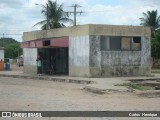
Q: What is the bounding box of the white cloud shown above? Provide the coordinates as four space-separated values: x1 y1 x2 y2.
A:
0 0 160 42
76 0 160 26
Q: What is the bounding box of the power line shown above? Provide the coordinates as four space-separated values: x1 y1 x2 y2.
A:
66 4 83 26
0 34 22 35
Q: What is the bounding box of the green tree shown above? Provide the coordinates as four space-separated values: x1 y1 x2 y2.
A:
140 10 160 36
34 0 73 30
0 38 18 47
0 38 23 59
4 43 23 59
151 30 160 58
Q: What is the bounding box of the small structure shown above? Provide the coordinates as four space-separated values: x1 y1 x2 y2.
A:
0 47 4 61
22 24 151 77
0 47 4 70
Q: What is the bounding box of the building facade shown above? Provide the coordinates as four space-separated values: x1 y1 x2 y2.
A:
22 24 151 77
0 47 4 61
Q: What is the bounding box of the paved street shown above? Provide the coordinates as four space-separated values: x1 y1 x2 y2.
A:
0 77 160 120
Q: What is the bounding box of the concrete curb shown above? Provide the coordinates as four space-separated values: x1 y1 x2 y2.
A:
83 86 130 94
83 86 107 94
0 74 128 94
0 74 94 84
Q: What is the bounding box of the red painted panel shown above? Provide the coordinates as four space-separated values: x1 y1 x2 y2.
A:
21 41 29 48
21 40 43 48
21 37 68 48
30 41 36 47
50 37 69 47
35 41 43 47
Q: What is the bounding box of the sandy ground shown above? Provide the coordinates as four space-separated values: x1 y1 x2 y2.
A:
0 77 160 120
10 64 23 71
0 65 159 120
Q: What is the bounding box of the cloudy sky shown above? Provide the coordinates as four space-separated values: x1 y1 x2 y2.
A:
0 0 160 42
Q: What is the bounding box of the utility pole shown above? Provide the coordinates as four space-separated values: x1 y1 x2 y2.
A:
46 4 49 30
2 33 4 47
66 4 83 26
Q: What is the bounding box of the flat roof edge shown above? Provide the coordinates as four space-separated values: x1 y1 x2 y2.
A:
23 24 151 41
23 24 90 41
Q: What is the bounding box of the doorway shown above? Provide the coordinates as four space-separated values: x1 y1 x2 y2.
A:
38 47 68 75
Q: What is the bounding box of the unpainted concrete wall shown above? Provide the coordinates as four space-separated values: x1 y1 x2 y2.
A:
69 36 90 77
23 24 150 41
23 48 37 74
89 36 151 77
89 24 150 37
23 25 90 41
89 36 101 77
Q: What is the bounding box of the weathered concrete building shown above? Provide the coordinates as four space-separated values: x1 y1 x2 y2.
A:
22 24 151 77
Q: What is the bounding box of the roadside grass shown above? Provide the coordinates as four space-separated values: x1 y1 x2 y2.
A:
117 82 155 91
151 68 160 74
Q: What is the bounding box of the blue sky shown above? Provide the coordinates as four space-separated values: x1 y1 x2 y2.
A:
0 0 159 41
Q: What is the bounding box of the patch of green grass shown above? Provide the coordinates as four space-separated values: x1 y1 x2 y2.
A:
151 68 160 74
118 82 154 91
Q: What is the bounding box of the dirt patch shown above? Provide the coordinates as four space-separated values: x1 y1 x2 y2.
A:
117 79 160 97
10 64 23 71
0 77 160 112
135 90 160 98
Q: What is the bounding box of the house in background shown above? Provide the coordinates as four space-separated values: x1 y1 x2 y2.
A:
21 24 151 77
0 47 4 61
0 47 4 70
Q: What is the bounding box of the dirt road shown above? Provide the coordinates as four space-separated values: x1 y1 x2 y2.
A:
0 77 159 120
10 64 23 71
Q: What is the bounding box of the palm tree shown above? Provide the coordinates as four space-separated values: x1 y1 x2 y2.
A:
34 0 73 30
140 10 160 35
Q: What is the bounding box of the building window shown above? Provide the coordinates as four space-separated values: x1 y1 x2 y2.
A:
121 37 131 50
43 40 50 46
110 36 121 50
100 36 141 51
132 37 141 50
101 36 110 50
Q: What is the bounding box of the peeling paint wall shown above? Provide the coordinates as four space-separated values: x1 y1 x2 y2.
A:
89 36 101 77
69 36 90 77
23 24 151 77
23 48 37 74
141 37 151 66
89 35 151 77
